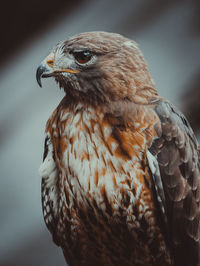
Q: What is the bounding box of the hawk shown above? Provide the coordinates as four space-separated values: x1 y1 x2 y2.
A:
36 31 200 266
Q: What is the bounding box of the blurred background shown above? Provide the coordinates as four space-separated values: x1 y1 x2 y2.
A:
0 0 200 265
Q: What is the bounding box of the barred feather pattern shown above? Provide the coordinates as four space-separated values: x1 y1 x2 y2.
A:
40 99 172 266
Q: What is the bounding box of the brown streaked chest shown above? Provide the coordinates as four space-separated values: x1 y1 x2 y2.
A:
47 102 160 221
45 102 172 265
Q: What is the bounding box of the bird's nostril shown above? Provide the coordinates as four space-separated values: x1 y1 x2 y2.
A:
47 59 54 67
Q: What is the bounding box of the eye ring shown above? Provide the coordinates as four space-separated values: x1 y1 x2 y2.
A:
73 51 92 65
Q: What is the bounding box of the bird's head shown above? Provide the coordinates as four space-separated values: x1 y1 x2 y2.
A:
36 31 158 105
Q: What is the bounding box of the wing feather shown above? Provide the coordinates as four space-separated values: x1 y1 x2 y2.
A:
149 100 200 266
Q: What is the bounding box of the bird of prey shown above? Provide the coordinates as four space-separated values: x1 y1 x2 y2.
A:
36 31 200 266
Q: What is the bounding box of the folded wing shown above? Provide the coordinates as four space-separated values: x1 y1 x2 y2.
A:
149 100 200 266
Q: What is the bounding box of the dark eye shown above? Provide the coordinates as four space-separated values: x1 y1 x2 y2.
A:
73 51 92 64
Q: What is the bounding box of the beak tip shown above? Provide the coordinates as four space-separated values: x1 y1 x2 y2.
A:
36 77 42 87
36 66 43 87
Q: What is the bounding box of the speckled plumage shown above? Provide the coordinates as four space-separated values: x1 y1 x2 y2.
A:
37 32 200 266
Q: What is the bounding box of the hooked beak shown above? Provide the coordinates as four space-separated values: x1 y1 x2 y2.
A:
36 61 54 87
36 55 81 87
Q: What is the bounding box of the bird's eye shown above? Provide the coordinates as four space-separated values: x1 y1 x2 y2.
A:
73 51 92 65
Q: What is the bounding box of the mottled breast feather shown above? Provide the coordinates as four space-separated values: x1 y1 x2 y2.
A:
40 97 200 266
40 98 175 266
149 100 200 266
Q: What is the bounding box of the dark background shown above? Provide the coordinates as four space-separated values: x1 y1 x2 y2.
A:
0 0 200 265
0 0 82 67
